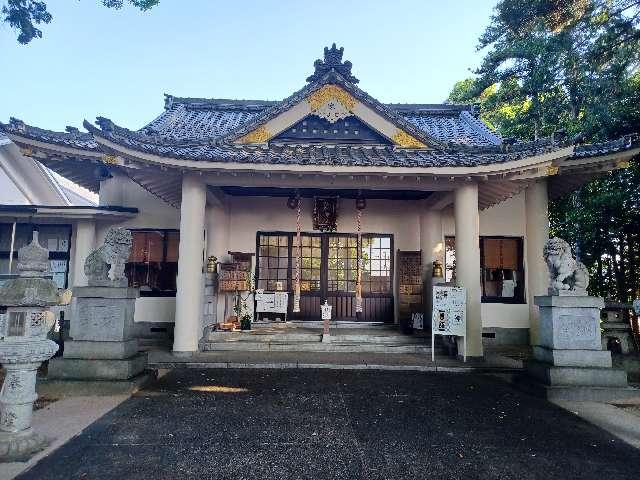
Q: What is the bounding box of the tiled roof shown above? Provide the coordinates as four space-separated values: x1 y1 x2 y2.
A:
2 118 99 151
145 95 501 147
573 135 639 158
3 114 638 169
145 97 275 140
81 119 563 167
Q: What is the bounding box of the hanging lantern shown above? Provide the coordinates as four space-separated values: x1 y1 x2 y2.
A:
432 260 444 278
287 194 300 210
355 196 366 211
206 256 218 274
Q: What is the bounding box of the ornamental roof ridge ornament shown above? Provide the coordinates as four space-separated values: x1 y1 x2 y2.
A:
222 68 444 149
307 43 359 84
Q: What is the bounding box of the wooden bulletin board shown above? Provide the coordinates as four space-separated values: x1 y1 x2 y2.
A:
218 252 253 292
397 250 423 322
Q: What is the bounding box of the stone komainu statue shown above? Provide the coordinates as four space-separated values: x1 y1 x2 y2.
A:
84 227 133 287
543 237 589 295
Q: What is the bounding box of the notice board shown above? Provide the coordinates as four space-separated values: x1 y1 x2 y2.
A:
431 285 467 361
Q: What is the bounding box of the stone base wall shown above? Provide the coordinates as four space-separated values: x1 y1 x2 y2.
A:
482 327 530 346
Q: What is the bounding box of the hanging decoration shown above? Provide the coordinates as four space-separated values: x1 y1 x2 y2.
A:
313 197 338 232
355 195 366 314
288 192 302 313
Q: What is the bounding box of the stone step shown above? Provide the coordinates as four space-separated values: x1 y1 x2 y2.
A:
200 341 434 354
138 338 173 352
512 375 640 402
204 331 428 345
205 332 322 343
525 360 630 387
331 335 428 344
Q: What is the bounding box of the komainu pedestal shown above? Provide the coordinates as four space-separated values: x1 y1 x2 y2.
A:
48 287 146 380
48 228 146 380
521 238 639 401
525 294 636 401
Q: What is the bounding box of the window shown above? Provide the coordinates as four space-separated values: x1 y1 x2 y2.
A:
125 230 179 296
361 235 392 294
444 236 525 304
257 234 290 291
299 235 321 292
0 223 71 289
328 236 357 293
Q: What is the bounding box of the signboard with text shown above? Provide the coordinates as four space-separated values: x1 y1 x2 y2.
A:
431 286 467 361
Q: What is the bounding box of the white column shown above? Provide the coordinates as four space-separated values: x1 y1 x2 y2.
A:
525 179 549 345
71 220 96 287
454 183 483 358
420 207 444 318
173 173 207 354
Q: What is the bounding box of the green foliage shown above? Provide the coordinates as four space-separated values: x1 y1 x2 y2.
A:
2 1 51 44
449 0 640 301
2 0 160 44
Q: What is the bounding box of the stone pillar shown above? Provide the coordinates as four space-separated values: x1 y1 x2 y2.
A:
420 207 444 321
454 183 483 358
525 179 549 345
71 220 96 287
173 173 206 354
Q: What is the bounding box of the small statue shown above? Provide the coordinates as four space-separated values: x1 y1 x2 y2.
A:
543 237 589 295
84 227 133 287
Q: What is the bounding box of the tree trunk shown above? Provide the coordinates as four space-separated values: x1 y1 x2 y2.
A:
617 236 627 302
628 232 637 299
596 256 603 298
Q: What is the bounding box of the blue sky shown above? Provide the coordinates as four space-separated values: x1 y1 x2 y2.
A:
0 0 496 131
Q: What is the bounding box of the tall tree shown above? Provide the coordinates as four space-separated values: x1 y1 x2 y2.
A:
449 0 640 301
2 0 159 44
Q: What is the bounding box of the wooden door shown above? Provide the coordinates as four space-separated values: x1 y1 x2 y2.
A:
256 232 394 322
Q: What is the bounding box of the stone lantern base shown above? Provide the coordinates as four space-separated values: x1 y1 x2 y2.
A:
0 428 49 462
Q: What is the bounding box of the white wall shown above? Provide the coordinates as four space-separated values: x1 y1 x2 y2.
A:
133 297 176 324
95 173 179 243
90 176 531 331
443 192 529 329
96 174 180 324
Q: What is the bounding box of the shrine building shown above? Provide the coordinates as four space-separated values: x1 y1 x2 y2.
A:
1 45 638 358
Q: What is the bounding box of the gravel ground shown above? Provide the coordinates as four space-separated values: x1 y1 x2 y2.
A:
15 369 640 480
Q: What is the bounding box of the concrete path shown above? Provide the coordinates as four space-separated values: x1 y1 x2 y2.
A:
553 400 640 449
0 395 128 480
13 369 640 480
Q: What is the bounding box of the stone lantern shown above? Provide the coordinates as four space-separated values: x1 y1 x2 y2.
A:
0 231 60 461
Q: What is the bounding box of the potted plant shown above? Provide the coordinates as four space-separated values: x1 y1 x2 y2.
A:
233 295 252 331
239 311 252 331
